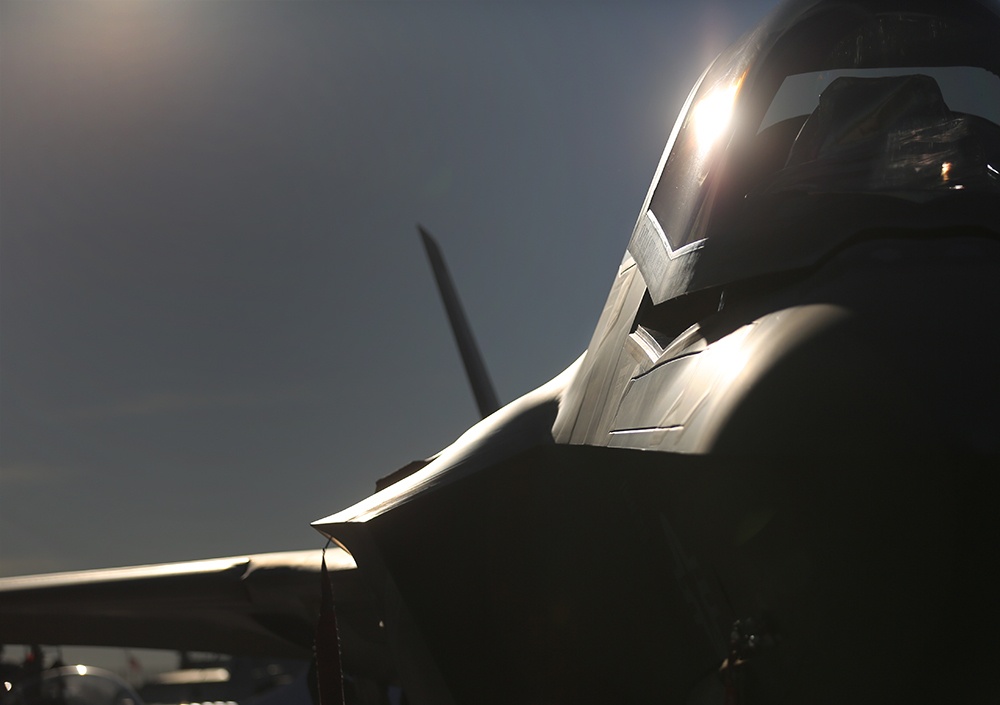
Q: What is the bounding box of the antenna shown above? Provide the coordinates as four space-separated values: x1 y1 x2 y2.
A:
418 225 501 419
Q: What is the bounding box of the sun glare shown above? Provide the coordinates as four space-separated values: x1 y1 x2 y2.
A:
691 83 740 154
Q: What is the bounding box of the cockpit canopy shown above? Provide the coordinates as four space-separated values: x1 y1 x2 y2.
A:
630 0 1000 304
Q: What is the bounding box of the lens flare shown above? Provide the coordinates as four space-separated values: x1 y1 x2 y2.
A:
691 83 740 154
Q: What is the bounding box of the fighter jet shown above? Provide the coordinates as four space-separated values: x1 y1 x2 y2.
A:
312 0 1000 701
4 0 1000 702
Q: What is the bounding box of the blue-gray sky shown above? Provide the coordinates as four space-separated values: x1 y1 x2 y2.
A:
0 0 777 578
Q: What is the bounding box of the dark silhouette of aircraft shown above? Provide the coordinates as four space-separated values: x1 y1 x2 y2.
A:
3 0 999 702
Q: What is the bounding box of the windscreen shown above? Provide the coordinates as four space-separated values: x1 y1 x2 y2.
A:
754 67 1000 197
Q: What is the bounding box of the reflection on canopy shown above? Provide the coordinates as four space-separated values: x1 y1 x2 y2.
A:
692 83 741 156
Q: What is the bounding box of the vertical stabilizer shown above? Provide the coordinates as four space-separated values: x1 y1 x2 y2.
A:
418 225 501 419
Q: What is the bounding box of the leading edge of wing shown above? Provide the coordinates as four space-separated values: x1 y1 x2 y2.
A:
0 548 356 658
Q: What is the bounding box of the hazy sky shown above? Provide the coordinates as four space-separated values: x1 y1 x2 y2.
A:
0 0 778 578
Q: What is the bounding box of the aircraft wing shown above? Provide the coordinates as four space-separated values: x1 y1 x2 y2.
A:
0 548 382 667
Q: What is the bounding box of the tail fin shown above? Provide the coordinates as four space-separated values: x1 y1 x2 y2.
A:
418 225 501 419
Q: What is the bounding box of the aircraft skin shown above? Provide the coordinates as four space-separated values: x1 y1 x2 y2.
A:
3 0 1000 703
